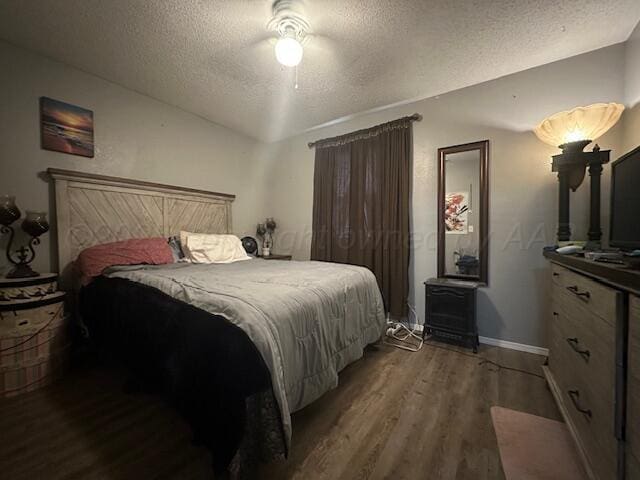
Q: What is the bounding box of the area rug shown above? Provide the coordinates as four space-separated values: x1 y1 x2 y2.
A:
490 406 586 480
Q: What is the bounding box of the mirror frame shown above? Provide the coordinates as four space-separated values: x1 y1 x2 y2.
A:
437 140 489 284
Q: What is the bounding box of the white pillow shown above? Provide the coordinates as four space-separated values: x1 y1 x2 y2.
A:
180 232 251 264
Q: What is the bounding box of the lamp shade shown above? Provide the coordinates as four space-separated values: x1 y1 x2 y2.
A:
0 195 20 227
275 37 303 67
534 103 624 147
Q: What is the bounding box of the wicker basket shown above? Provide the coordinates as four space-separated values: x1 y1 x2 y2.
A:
0 298 69 398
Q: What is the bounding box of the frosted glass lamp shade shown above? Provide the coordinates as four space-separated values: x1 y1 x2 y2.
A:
534 103 624 147
0 195 20 227
275 37 303 67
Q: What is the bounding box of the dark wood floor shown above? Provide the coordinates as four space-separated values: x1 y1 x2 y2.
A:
0 342 559 480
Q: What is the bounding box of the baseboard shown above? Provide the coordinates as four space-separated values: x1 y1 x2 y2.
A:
405 322 549 356
478 336 549 356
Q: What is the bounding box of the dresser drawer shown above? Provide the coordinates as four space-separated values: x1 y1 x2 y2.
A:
548 279 618 480
549 304 615 404
551 263 619 325
557 388 616 480
628 453 640 480
628 295 640 468
549 342 617 480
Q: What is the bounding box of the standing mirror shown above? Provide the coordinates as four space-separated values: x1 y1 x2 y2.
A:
437 140 489 284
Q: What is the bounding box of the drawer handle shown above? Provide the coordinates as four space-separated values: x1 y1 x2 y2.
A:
568 389 592 420
566 285 590 301
565 337 590 362
552 272 560 277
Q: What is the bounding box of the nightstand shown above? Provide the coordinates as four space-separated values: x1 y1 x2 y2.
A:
424 278 480 353
257 254 292 260
0 274 69 398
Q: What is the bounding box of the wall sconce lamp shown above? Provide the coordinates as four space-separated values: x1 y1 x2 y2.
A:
0 195 50 278
534 103 624 248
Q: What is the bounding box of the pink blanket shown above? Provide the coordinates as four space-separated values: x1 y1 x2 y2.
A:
76 237 174 285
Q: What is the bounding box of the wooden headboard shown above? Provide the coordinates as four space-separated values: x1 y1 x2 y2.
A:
47 168 235 278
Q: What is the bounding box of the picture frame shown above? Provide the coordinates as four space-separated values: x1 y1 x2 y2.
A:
40 97 94 158
444 191 469 234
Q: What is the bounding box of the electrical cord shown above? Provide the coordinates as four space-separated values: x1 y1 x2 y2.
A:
383 303 424 352
421 341 546 380
383 322 423 352
383 302 546 380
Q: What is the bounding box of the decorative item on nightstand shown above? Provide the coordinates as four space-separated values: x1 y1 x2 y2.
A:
241 236 259 256
0 274 69 398
0 195 50 279
256 217 277 257
534 103 624 249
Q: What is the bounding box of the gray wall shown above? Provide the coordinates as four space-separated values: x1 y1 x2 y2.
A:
261 44 627 348
0 41 270 274
624 21 640 152
3 31 637 348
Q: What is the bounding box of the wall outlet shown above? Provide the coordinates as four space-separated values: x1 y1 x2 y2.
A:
468 225 474 233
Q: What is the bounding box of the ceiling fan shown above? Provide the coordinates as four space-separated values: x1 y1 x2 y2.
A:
267 0 310 68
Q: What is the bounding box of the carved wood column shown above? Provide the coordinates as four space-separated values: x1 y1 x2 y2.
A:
587 161 604 243
586 145 610 250
557 168 572 242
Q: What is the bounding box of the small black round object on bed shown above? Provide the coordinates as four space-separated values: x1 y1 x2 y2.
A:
241 236 258 255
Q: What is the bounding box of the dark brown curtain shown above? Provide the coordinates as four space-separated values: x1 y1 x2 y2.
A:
310 117 412 318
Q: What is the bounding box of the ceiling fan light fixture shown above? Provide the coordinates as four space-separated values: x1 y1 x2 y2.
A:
269 0 309 68
275 36 303 67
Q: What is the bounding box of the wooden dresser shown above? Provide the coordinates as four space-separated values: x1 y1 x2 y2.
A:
629 295 640 479
543 252 640 480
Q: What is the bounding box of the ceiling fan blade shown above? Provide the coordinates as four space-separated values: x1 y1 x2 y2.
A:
303 34 356 68
246 31 278 49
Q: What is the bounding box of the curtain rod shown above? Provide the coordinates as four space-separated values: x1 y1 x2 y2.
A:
307 113 422 149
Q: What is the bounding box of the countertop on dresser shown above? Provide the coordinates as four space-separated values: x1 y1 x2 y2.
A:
544 251 640 296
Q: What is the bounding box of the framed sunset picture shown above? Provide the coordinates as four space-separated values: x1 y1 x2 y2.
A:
40 97 94 158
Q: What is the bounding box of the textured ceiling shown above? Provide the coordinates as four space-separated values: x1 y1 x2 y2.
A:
1 0 639 142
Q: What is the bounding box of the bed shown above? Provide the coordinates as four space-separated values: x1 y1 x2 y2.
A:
48 169 386 476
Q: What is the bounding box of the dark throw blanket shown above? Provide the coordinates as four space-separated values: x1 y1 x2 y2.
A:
79 277 285 475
